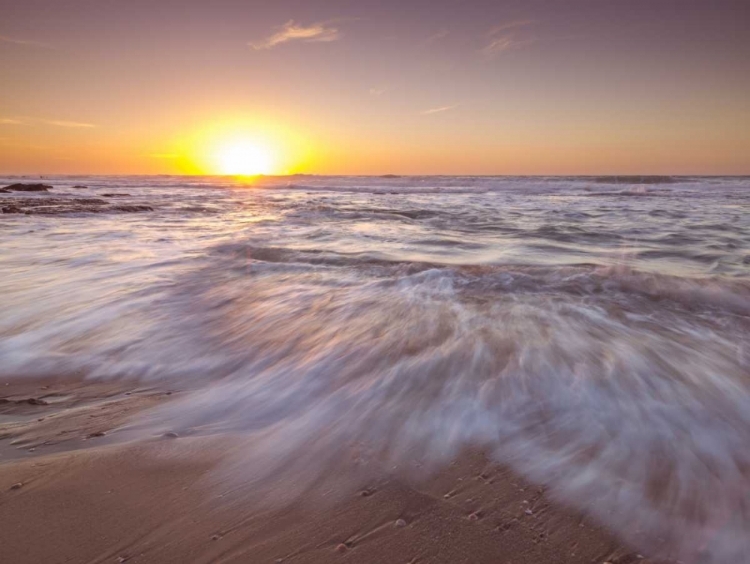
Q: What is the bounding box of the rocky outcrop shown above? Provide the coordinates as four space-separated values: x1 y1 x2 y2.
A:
0 197 153 215
2 183 53 192
112 205 153 212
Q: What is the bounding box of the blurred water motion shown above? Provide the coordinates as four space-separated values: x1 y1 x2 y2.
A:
1 175 749 562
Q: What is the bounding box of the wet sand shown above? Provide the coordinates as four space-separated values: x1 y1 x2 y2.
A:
0 377 659 564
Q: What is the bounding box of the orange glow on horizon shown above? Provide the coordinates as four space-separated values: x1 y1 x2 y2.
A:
162 118 312 176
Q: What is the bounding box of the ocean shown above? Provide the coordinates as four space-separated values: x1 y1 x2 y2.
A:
1 175 749 561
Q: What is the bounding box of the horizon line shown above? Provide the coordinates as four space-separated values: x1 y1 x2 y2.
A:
2 173 750 178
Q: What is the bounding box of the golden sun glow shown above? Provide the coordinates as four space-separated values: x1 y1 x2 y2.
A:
216 140 275 175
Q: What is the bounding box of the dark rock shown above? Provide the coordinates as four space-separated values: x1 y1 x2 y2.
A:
101 193 131 197
3 183 53 192
0 197 152 215
113 205 153 212
0 397 48 406
72 185 88 189
25 398 48 406
88 431 106 438
64 198 107 205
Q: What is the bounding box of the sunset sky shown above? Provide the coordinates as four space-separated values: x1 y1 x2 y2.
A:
1 0 748 175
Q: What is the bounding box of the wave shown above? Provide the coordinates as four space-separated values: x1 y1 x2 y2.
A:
209 243 750 312
2 174 749 563
103 249 747 564
583 187 674 197
591 175 679 184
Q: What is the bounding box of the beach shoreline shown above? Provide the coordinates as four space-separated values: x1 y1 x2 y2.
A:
0 375 651 564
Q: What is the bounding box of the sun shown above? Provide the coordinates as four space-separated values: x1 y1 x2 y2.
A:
216 140 275 175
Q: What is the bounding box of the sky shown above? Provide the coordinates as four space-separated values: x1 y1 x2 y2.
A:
1 0 749 175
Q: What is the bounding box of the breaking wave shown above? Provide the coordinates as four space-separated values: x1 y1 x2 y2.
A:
1 174 750 563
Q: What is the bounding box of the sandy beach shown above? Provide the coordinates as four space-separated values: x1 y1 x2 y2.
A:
0 376 653 564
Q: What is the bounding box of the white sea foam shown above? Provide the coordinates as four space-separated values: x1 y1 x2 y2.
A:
1 175 749 562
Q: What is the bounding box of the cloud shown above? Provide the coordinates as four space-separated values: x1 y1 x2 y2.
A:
0 117 95 128
421 104 459 115
369 87 387 97
488 19 535 36
44 120 96 128
250 20 341 50
481 36 527 56
422 29 450 47
481 20 535 58
0 35 52 49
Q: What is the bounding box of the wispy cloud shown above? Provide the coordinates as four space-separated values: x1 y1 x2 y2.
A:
421 104 459 115
488 20 535 36
44 120 96 128
422 29 450 47
0 34 52 49
0 117 95 128
369 87 388 97
481 20 535 58
250 20 341 50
